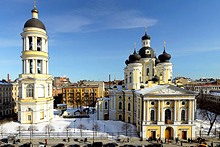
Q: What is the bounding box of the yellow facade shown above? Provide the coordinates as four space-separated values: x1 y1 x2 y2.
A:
97 32 197 140
62 85 101 108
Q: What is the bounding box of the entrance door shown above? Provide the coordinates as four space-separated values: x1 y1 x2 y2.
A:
182 131 187 140
104 114 109 120
165 127 172 139
151 131 156 141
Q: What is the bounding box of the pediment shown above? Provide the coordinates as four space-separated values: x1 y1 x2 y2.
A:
146 85 195 95
152 87 184 94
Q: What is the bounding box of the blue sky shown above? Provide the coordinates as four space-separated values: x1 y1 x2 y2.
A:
0 0 220 82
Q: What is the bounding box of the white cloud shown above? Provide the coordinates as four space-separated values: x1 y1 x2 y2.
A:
45 7 157 33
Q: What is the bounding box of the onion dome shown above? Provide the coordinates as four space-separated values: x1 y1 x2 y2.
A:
139 47 155 58
140 85 145 89
158 42 171 63
125 59 130 65
142 32 150 40
24 6 46 30
155 55 160 65
129 50 141 63
152 76 159 82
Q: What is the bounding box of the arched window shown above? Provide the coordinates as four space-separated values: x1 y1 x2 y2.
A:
150 109 155 121
181 110 186 121
119 102 122 110
38 84 44 98
165 109 171 124
128 103 130 111
104 101 108 109
129 76 132 83
26 84 34 97
146 68 149 76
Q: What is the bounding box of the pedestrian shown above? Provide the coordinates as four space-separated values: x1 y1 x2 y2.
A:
175 137 179 144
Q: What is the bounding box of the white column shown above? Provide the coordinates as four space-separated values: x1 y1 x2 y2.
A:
22 83 25 98
143 100 146 122
178 100 181 121
174 100 176 122
25 37 28 51
188 100 191 123
25 60 29 74
22 60 24 74
158 100 160 122
192 100 195 123
161 100 164 122
146 100 148 122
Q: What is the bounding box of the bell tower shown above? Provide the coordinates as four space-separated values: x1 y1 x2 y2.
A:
18 5 53 124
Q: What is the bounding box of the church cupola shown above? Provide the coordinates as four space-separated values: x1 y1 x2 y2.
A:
158 42 171 63
18 5 53 124
141 31 151 47
24 6 46 31
129 49 141 63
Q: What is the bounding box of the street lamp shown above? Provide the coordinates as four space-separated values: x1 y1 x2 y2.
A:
93 119 94 144
74 120 76 133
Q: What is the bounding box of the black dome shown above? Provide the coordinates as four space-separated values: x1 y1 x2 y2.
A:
129 50 141 63
125 59 130 65
24 18 46 30
142 32 150 40
152 76 159 82
139 46 155 58
158 49 171 63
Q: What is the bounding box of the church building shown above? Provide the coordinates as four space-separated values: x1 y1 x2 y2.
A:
97 32 197 140
17 6 53 124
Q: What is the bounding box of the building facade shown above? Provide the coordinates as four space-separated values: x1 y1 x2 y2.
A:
17 6 53 124
0 80 18 118
62 84 100 108
98 32 197 140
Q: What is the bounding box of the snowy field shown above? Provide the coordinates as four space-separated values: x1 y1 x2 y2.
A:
0 108 219 139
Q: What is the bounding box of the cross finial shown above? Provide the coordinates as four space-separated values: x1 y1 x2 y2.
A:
144 26 147 34
134 42 136 50
34 0 37 8
163 41 166 52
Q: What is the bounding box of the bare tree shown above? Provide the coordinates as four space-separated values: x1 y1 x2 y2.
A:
199 109 219 135
92 123 100 136
0 123 6 138
44 123 55 137
28 124 38 138
77 124 86 137
197 91 220 135
64 124 71 138
121 123 132 136
16 125 25 137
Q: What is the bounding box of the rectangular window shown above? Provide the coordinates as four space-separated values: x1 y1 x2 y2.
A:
28 115 31 121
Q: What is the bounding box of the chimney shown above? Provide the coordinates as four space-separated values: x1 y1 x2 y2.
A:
7 74 10 83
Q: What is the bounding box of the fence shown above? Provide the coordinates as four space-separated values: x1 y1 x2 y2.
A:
0 130 139 141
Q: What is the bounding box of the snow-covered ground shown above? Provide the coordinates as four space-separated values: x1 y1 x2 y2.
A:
0 108 219 139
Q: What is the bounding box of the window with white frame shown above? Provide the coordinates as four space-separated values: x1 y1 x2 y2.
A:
119 102 122 110
26 84 34 97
